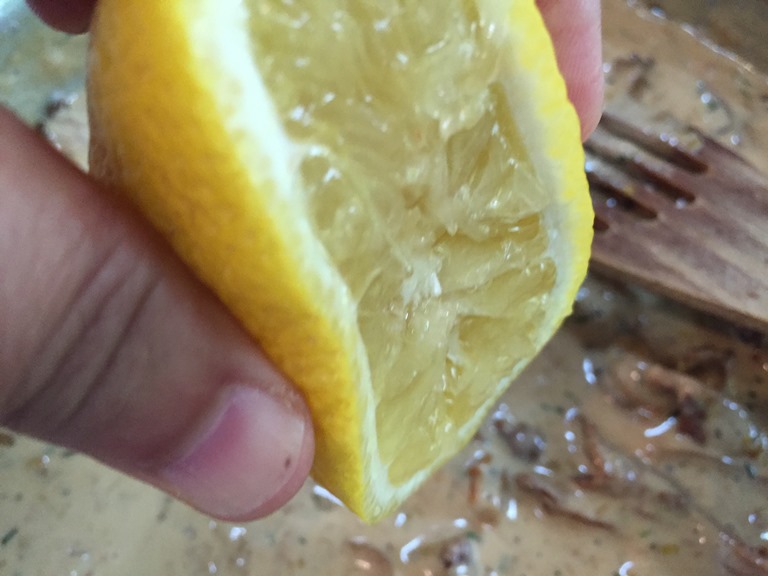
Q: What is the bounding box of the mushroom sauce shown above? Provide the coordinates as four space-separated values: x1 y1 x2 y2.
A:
1 1 768 574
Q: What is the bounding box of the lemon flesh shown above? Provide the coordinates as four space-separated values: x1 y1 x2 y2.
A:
250 0 558 482
88 0 592 520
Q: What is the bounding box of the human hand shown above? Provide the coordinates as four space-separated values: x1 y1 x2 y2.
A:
2 0 602 522
0 105 315 521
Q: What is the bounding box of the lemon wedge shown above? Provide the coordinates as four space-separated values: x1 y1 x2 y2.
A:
87 0 593 521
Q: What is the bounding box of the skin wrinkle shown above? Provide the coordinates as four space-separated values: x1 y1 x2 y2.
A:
0 155 296 477
3 240 125 421
0 126 114 415
78 291 238 469
46 258 215 467
0 109 240 458
0 162 148 430
45 270 163 448
2 242 157 436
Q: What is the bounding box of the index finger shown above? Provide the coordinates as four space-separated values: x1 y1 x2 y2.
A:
537 0 604 140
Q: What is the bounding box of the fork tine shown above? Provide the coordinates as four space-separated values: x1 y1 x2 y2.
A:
590 199 649 235
623 153 699 204
586 123 700 205
599 113 707 173
586 150 668 218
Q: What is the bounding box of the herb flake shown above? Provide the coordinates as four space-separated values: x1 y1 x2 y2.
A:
1 527 18 546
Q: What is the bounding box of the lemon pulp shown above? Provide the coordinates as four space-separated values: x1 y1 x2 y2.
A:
248 0 554 485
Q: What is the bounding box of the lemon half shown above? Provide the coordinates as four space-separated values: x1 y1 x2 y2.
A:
87 0 592 521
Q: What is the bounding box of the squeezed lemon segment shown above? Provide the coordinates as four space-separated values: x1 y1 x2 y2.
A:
248 0 554 484
87 0 591 519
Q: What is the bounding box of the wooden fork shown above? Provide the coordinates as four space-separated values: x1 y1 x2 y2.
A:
584 113 768 333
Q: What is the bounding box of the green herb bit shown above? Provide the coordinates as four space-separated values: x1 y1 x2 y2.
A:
1 527 18 546
658 543 680 555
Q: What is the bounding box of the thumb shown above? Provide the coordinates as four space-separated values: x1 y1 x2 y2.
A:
0 108 314 521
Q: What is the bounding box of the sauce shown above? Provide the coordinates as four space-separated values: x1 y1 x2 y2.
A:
1 1 768 574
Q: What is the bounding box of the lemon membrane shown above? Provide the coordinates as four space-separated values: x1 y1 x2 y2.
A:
248 0 555 484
